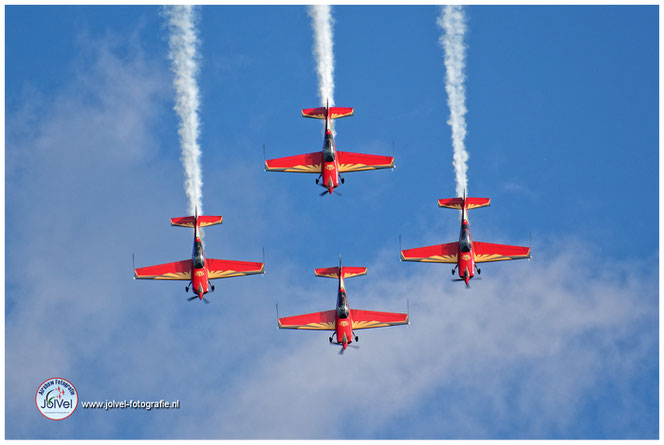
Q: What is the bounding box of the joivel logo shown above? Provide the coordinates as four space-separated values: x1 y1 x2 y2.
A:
36 378 78 420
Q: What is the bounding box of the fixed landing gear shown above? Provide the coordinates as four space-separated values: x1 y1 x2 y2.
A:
354 336 359 342
211 285 215 291
315 175 321 185
341 177 345 184
477 268 481 275
329 336 333 343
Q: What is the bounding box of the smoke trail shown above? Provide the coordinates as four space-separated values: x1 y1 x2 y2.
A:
165 5 203 216
438 5 469 199
308 5 335 106
308 5 336 133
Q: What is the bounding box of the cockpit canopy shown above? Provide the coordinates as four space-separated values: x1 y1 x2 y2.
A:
460 229 472 253
193 240 205 269
323 133 335 162
337 304 349 319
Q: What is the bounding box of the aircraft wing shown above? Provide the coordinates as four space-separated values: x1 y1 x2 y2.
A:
206 259 265 279
350 309 409 330
400 242 458 263
473 241 531 263
134 260 192 280
265 152 323 173
336 151 395 173
278 309 336 330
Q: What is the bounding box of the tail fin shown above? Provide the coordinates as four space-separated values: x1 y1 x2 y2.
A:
438 197 490 210
315 266 367 279
302 106 354 120
170 215 223 228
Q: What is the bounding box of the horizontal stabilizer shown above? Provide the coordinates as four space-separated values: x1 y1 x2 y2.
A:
438 197 491 210
170 215 223 228
315 266 367 279
302 106 354 120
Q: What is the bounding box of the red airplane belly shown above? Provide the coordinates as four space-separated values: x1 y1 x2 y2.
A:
336 317 353 345
192 267 209 295
322 161 339 189
458 251 474 278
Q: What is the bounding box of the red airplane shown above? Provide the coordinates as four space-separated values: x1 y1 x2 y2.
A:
277 257 409 352
400 193 531 288
134 210 265 303
264 102 395 195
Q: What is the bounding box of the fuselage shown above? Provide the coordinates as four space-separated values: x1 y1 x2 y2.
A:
321 119 340 194
191 230 209 300
457 218 475 286
334 274 353 349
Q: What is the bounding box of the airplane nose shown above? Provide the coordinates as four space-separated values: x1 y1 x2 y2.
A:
328 187 333 194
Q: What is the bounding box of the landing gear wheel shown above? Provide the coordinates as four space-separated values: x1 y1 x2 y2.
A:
477 268 481 275
329 337 333 343
341 178 345 184
185 286 189 292
315 178 320 184
451 269 455 275
355 336 359 342
211 285 215 291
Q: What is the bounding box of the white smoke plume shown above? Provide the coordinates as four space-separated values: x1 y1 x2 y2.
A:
438 5 469 199
308 5 335 106
308 5 336 133
166 5 204 216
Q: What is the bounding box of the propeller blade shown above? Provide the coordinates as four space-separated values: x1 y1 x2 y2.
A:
187 295 198 301
319 190 329 197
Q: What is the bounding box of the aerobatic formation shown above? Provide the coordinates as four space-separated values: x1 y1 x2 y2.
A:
133 5 531 353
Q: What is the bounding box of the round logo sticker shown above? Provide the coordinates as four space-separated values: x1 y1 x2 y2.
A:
36 378 78 420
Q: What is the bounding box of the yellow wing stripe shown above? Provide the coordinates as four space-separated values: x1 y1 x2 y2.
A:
338 162 394 173
343 272 366 278
400 253 458 263
352 319 409 330
135 271 191 280
474 253 530 263
265 162 322 173
315 272 338 278
278 321 335 330
207 267 264 280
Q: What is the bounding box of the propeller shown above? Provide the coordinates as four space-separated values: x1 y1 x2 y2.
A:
328 342 359 354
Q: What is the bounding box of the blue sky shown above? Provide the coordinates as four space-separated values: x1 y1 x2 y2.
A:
5 5 658 439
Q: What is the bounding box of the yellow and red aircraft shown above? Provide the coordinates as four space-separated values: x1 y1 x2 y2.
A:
264 102 394 195
134 209 264 303
277 257 409 352
401 193 531 288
